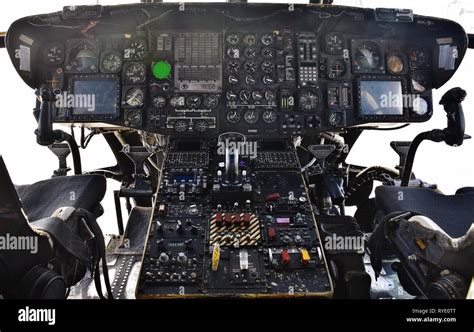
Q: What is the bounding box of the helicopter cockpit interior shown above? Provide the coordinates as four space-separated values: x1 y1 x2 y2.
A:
0 0 473 308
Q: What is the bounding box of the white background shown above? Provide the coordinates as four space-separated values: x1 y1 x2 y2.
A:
0 0 473 233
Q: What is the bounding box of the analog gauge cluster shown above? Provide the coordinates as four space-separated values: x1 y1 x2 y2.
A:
319 33 350 80
408 49 432 93
224 31 279 108
169 118 216 134
58 29 436 137
152 94 220 111
225 108 278 126
149 93 220 134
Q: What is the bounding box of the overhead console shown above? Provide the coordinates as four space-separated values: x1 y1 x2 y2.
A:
6 3 468 138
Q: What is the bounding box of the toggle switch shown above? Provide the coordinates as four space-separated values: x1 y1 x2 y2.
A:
216 212 224 226
239 249 249 271
301 248 310 265
212 244 220 272
243 213 251 226
281 249 291 265
267 227 277 241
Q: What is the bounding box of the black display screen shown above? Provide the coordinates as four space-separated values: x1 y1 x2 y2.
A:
177 141 201 152
72 80 118 115
360 80 404 116
260 140 286 151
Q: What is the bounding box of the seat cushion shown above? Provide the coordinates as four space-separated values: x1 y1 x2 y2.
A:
15 175 107 221
375 186 474 238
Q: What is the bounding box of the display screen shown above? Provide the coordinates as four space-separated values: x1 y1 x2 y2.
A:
177 141 201 152
360 80 404 116
72 80 118 115
260 140 286 151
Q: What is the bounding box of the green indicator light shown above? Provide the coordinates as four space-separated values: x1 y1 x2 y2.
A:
152 60 171 80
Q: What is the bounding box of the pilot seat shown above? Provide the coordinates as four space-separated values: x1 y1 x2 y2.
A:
0 156 111 299
370 185 474 299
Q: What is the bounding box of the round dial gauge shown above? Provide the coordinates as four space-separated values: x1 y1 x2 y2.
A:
227 61 240 73
299 91 320 111
186 95 202 109
329 112 344 127
353 41 381 72
226 33 240 45
243 34 257 46
173 120 188 133
101 51 122 73
244 110 259 124
265 90 276 101
170 96 185 108
226 110 241 124
239 90 251 102
261 60 275 74
411 71 431 92
153 95 167 108
228 75 239 85
125 88 144 107
412 97 429 116
226 48 240 59
244 47 257 59
262 75 274 85
328 60 345 78
252 90 263 101
409 49 429 68
123 62 146 84
226 90 238 101
44 43 65 65
204 95 219 109
262 110 277 124
68 41 98 72
261 33 274 46
193 120 209 133
123 39 146 60
387 54 405 74
244 61 257 73
325 33 344 54
245 75 256 85
261 47 275 59
125 110 142 127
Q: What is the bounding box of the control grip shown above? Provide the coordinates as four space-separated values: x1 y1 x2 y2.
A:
439 87 467 147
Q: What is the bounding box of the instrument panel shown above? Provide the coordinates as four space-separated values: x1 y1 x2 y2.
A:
6 3 467 138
